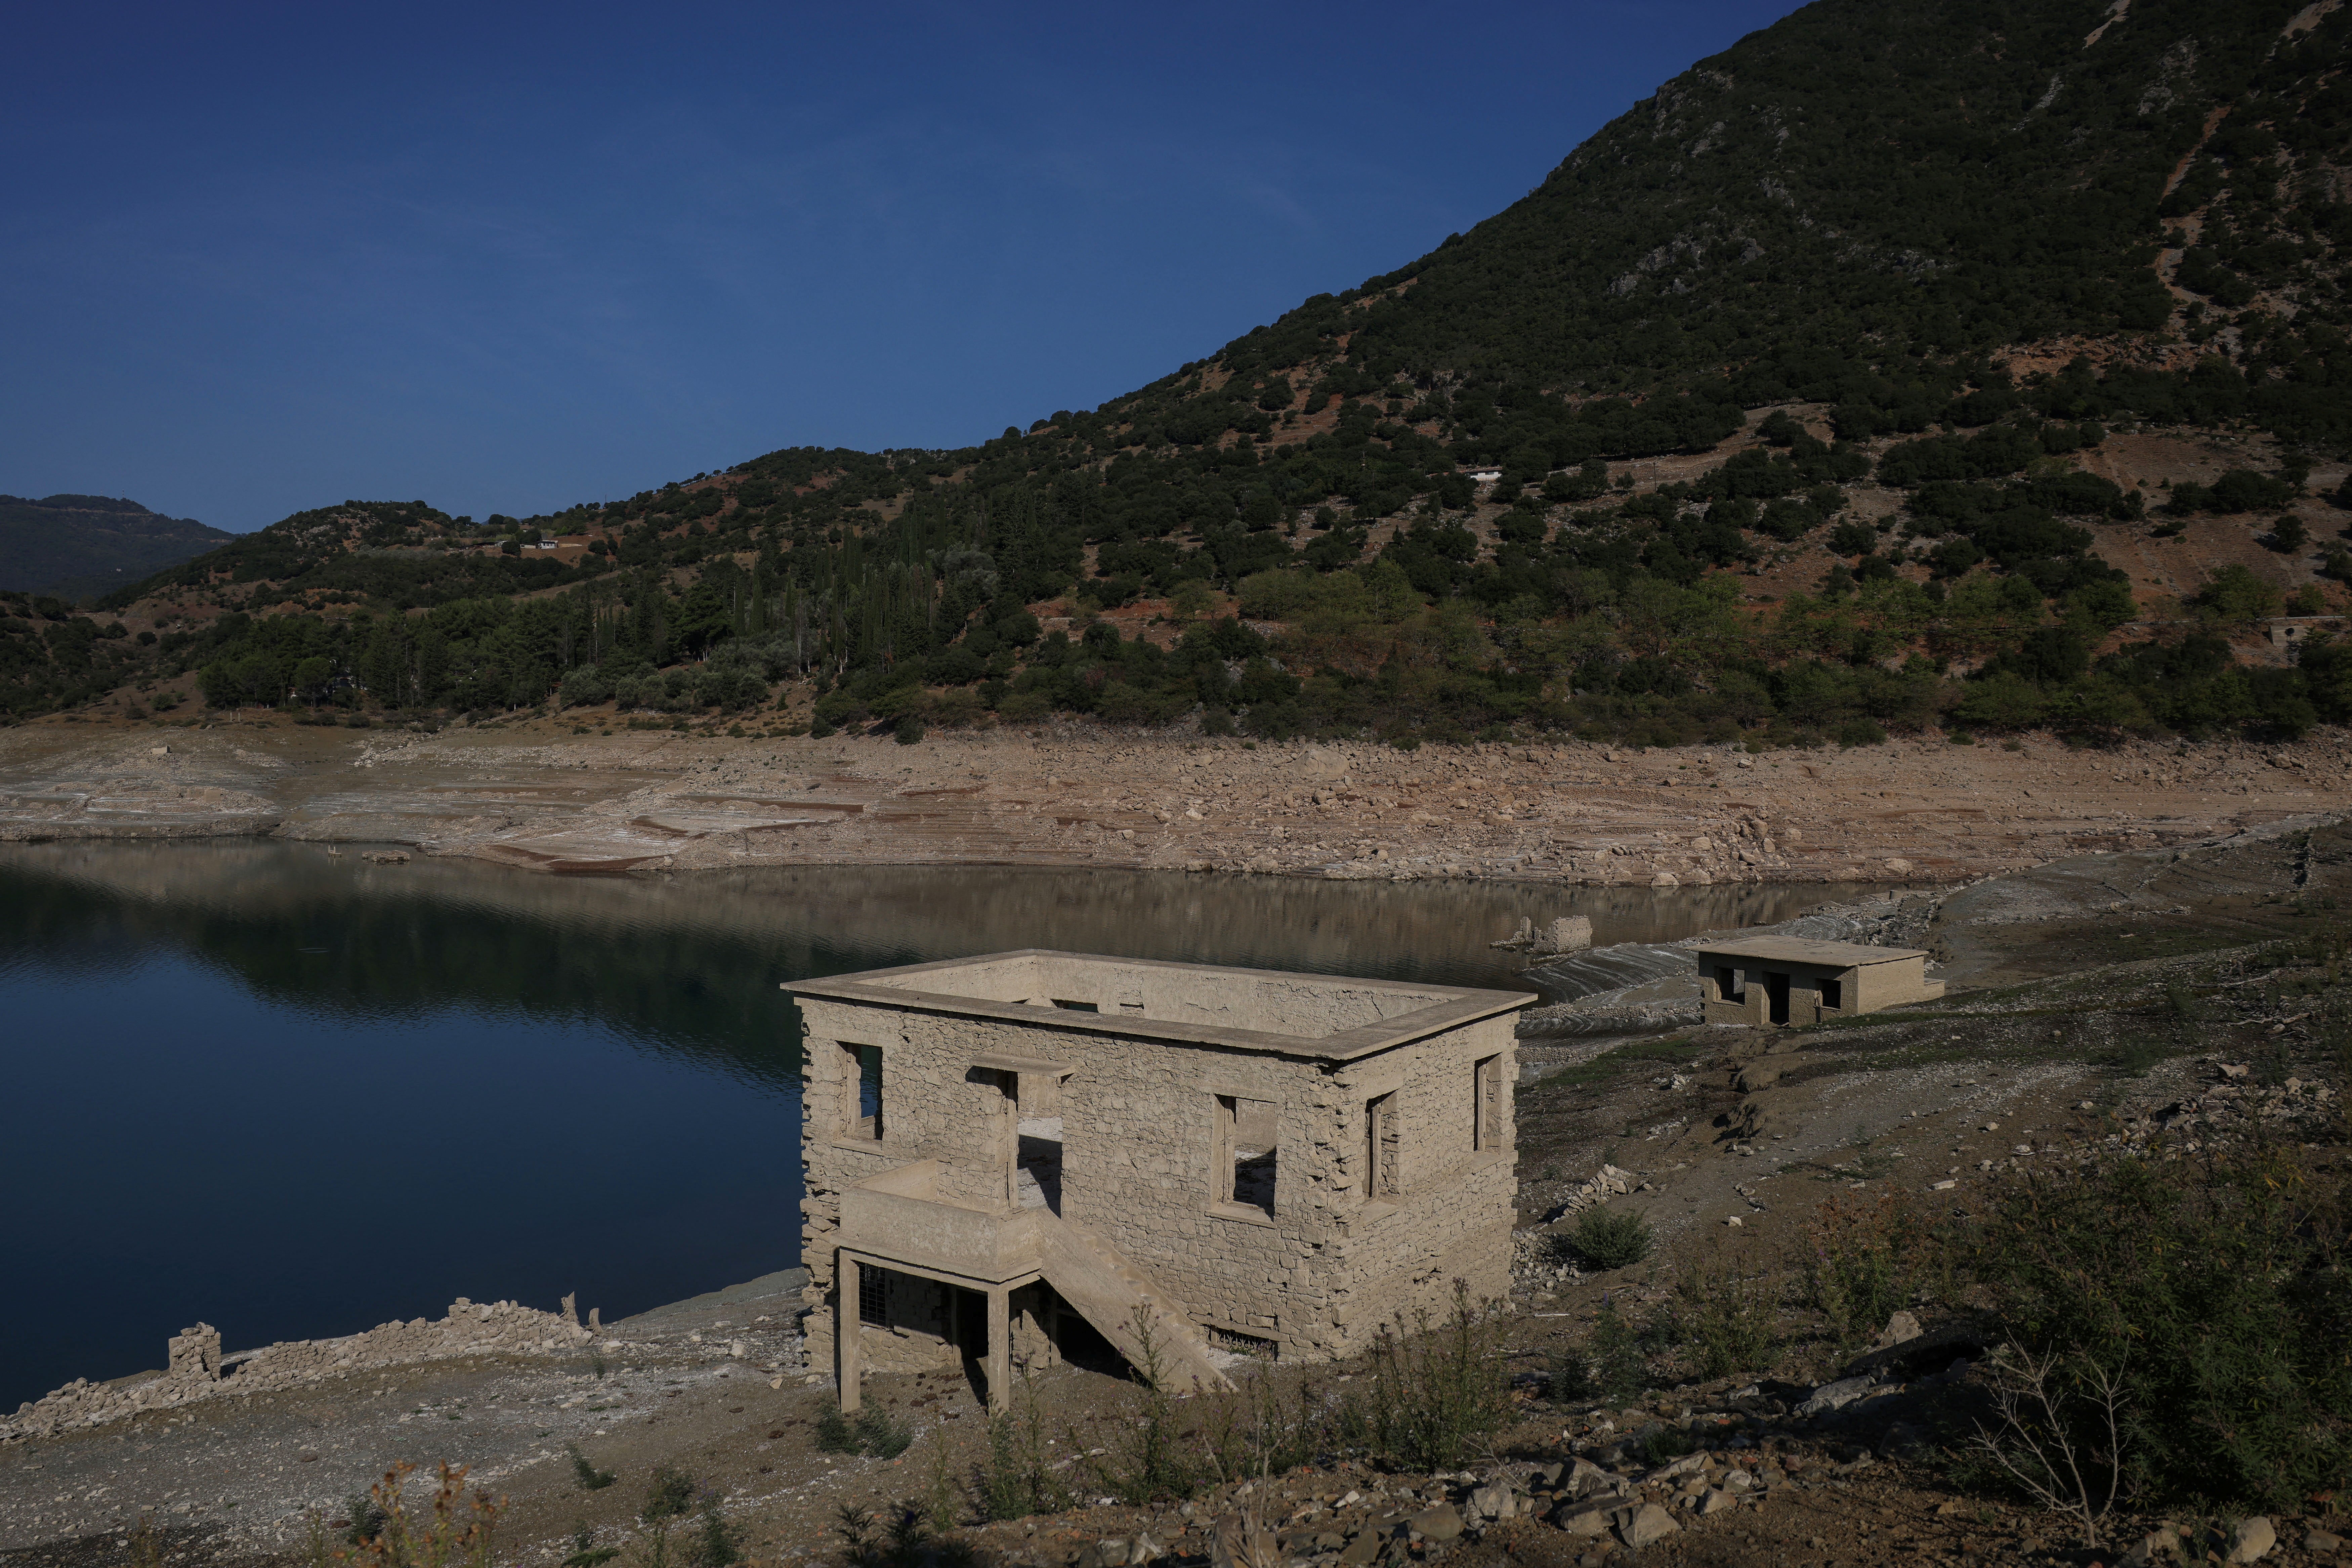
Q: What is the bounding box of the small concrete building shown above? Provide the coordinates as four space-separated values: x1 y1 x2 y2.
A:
789 950 1532 1410
1693 935 1942 1027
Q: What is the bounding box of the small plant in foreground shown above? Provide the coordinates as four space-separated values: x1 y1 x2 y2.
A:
922 1431 962 1534
1638 1424 1697 1468
1346 1280 1512 1472
567 1444 616 1491
1966 1342 2128 1549
563 1522 621 1568
309 1462 500 1568
1073 1312 1196 1503
834 1503 961 1568
854 1404 914 1459
1806 1191 1918 1349
973 1376 1074 1521
689 1497 741 1568
814 1406 858 1453
642 1465 697 1524
1566 1208 1654 1270
340 1489 389 1546
1963 1146 2352 1513
1675 1261 1779 1379
1550 1297 1646 1403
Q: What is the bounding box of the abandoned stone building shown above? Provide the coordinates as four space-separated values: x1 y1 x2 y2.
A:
1692 934 1943 1027
789 951 1532 1409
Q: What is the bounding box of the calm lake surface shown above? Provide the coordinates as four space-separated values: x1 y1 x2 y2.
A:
1 842 1852 1410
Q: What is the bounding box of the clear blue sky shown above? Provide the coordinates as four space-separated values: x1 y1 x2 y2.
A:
3 1 1805 533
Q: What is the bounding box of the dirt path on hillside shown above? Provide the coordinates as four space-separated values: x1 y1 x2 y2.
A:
0 717 2345 887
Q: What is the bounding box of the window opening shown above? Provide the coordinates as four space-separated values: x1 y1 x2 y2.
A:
842 1043 883 1139
1715 966 1743 1003
1016 1072 1063 1215
1818 975 1843 1011
1365 1092 1400 1201
858 1266 887 1327
1473 1056 1503 1151
1217 1095 1278 1216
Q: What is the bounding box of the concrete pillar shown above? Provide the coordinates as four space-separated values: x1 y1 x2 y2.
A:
986 1286 1011 1411
838 1254 863 1413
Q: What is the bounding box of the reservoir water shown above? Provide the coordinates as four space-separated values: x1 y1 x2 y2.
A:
1 842 1851 1411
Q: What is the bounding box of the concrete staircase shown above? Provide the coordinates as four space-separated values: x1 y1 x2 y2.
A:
1035 1214 1234 1393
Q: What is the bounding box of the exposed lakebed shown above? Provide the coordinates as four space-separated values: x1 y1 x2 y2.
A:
0 842 1851 1411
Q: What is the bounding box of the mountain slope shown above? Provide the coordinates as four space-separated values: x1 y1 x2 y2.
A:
24 0 2352 745
0 494 233 601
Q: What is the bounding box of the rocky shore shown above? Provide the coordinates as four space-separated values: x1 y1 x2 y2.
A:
1 717 2345 887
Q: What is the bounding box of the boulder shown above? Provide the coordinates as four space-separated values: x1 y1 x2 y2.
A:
1838 1318 1986 1383
1468 1485 1514 1520
1796 1375 1876 1416
1565 1458 1614 1497
1873 1310 1923 1350
1617 1503 1681 1550
2226 1518 2276 1564
1552 1505 1614 1537
1407 1504 1463 1543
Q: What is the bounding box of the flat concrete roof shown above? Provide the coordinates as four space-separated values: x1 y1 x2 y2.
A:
787 949 1534 1063
1690 936 1930 968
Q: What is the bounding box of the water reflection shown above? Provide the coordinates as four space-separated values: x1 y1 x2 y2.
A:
4 840 1863 1016
0 842 1856 1410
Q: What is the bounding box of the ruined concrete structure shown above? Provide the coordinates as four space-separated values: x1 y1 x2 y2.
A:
3 1299 616 1443
1693 935 1943 1027
790 951 1532 1409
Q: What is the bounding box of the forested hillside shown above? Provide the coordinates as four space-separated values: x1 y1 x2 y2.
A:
0 494 230 600
12 0 2352 746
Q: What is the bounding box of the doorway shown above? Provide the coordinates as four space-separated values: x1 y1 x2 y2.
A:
953 1286 990 1404
1016 1072 1063 1215
1764 971 1790 1026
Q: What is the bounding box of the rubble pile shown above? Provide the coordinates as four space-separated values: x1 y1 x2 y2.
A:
3 1297 608 1443
1512 1164 1635 1287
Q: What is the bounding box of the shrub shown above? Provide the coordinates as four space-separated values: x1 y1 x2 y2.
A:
311 1463 499 1568
1566 1208 1655 1270
1805 1193 1920 1349
853 1405 914 1459
973 1379 1072 1521
565 1444 615 1491
1675 1263 1780 1379
1834 716 1888 748
559 667 614 709
1072 1314 1198 1503
1343 1281 1513 1471
1964 1149 2352 1512
642 1465 697 1523
688 1500 741 1568
833 1505 958 1568
1550 1297 1647 1403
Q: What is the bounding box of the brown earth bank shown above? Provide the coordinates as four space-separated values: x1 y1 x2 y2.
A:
3 806 2350 1568
0 715 2347 887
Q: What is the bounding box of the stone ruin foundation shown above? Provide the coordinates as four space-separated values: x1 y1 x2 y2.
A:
4 1297 617 1443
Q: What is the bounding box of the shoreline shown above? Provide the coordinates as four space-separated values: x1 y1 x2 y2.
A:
3 717 2345 887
